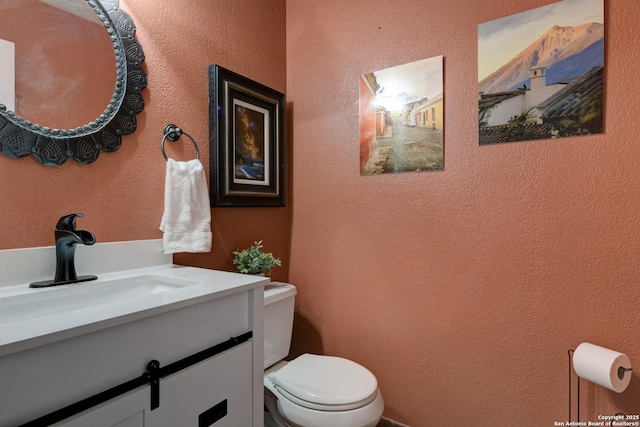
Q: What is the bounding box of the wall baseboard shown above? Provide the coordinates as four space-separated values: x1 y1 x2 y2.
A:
378 418 412 427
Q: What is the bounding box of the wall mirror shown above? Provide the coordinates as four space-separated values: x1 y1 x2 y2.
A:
0 0 146 166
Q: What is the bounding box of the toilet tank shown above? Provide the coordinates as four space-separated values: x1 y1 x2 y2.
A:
264 282 297 369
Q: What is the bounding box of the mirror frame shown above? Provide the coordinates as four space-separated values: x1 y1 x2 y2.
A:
0 0 146 166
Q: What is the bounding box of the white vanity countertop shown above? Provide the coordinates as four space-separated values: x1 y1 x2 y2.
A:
0 264 268 357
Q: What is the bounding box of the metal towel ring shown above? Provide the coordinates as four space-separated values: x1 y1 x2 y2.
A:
161 124 200 161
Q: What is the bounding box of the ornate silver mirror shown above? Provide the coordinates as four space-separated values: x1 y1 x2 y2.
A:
0 0 146 166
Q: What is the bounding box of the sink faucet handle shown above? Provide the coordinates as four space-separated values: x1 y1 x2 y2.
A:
56 213 85 231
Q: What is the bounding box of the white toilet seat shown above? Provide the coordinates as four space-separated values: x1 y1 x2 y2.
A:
269 353 379 410
274 383 379 411
264 354 384 427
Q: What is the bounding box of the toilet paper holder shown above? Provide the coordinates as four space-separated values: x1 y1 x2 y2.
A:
618 366 633 380
567 344 633 423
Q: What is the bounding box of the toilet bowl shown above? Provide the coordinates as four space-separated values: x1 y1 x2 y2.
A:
263 283 384 427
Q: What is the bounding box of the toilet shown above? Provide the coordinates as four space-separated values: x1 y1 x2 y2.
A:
263 282 384 427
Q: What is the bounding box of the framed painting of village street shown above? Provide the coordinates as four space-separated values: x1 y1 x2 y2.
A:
359 56 444 175
478 0 604 145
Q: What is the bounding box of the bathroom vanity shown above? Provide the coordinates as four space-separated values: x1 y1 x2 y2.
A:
0 240 266 427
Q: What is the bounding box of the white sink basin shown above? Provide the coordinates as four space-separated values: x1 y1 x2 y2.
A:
0 275 196 324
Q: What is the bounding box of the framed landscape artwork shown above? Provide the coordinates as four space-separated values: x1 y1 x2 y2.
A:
359 56 444 175
478 0 605 145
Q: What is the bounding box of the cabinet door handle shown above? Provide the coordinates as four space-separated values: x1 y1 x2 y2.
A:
198 399 227 426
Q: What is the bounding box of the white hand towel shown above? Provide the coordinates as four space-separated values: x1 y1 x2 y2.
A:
159 158 212 254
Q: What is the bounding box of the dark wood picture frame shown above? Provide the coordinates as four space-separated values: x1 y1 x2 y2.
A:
208 65 285 207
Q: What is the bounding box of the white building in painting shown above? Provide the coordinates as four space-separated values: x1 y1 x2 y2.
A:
479 67 567 126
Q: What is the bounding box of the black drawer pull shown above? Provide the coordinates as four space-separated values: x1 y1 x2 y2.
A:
199 399 228 426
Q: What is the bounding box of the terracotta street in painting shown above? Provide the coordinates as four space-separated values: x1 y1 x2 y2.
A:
361 122 443 174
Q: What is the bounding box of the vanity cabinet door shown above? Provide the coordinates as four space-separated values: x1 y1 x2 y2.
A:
147 341 253 427
57 341 253 427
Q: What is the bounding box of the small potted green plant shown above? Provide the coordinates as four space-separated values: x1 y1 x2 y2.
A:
232 240 282 276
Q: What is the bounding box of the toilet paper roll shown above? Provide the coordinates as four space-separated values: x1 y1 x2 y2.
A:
573 342 632 393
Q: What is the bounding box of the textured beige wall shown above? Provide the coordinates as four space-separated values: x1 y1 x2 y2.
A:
286 0 640 425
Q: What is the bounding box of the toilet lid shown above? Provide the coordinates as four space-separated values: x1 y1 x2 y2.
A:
269 354 378 409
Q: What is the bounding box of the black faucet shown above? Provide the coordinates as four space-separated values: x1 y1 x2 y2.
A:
30 213 98 288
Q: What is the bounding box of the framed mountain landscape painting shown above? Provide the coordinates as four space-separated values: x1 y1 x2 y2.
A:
478 0 604 145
